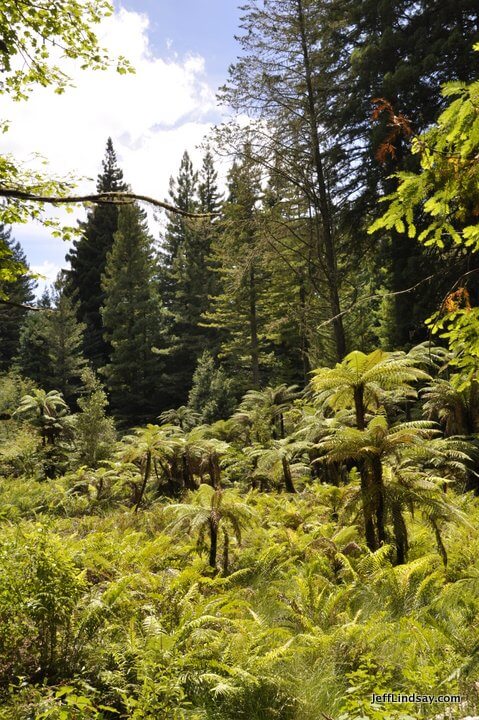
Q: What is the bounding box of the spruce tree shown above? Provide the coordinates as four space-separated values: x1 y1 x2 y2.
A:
74 367 116 468
101 203 165 425
66 138 127 368
0 226 36 370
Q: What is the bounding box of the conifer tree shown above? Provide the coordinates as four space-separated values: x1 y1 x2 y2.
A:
160 149 221 405
15 291 52 389
101 203 164 425
75 367 116 468
188 351 236 424
0 225 36 370
15 279 86 404
319 0 479 346
205 153 272 388
66 138 127 368
220 0 347 360
46 275 87 404
15 279 86 403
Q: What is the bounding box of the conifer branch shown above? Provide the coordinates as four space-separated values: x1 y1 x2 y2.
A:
316 270 445 328
0 188 218 218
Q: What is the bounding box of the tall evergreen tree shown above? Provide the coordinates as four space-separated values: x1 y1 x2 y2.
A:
188 350 236 424
46 275 87 404
0 225 36 370
205 153 273 388
15 290 52 389
219 0 348 361
101 203 165 425
15 280 86 404
159 149 221 406
319 0 479 347
66 138 127 368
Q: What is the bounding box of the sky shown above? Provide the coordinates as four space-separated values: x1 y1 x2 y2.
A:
7 1 242 293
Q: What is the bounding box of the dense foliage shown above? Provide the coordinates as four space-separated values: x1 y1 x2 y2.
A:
2 1 479 719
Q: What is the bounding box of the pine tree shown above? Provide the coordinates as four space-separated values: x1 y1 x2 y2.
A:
159 149 221 406
0 226 36 370
66 138 127 368
101 203 165 425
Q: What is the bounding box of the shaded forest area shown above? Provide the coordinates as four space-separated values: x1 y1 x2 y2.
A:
2 0 479 718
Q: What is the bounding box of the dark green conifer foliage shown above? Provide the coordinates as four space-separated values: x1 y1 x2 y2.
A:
66 138 127 368
320 0 479 347
205 153 272 389
15 280 86 404
160 149 221 406
15 291 52 389
188 350 236 424
0 226 36 370
46 275 87 405
101 203 164 426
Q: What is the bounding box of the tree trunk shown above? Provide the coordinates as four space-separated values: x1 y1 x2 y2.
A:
282 456 297 493
371 455 386 545
392 504 408 565
134 450 151 512
222 528 229 576
249 264 260 387
360 465 377 551
354 384 366 430
182 454 196 490
296 0 346 361
209 518 218 568
299 278 311 382
208 456 221 489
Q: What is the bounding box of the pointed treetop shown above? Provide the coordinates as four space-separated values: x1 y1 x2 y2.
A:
97 137 128 194
168 151 198 214
199 147 222 214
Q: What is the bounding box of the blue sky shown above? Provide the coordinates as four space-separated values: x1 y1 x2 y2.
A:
7 1 242 293
122 0 241 85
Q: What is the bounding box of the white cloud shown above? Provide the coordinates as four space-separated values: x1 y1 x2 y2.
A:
4 6 224 297
30 260 62 296
4 7 218 204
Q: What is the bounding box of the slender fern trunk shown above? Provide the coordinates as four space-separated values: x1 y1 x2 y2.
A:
282 456 297 493
353 384 377 548
392 504 408 565
222 529 229 576
354 385 366 430
208 456 221 489
134 450 151 512
371 455 386 546
209 518 218 568
360 468 377 551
